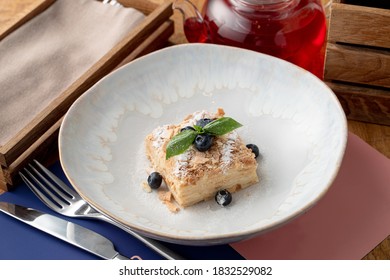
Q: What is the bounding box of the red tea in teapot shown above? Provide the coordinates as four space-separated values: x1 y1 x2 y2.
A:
182 0 327 79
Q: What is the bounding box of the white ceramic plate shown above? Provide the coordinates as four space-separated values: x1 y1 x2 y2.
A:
59 44 347 245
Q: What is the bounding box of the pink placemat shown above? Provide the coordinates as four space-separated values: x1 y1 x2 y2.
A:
231 132 390 259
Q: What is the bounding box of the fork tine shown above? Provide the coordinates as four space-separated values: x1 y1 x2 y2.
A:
19 171 63 212
27 165 71 203
33 160 79 198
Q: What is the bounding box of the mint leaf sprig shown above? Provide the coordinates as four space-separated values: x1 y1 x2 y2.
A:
165 117 242 160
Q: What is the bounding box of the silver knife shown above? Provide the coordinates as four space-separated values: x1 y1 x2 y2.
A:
0 202 132 260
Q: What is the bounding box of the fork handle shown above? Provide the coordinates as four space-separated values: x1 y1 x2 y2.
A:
98 214 185 260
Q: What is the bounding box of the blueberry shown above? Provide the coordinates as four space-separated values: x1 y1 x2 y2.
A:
180 126 195 132
147 172 163 189
196 118 214 128
215 189 232 206
194 134 213 152
246 144 260 158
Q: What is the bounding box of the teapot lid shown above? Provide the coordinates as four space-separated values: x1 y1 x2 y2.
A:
232 0 298 11
235 0 295 5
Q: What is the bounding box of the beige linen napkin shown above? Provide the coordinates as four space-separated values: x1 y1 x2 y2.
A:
0 0 145 146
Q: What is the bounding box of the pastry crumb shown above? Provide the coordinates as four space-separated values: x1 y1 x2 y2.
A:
158 189 180 213
158 189 172 201
163 200 180 213
142 181 152 193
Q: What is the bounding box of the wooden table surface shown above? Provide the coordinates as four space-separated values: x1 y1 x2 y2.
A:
1 0 389 259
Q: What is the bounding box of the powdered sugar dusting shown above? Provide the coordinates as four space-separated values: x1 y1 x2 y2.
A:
220 131 239 172
172 111 211 179
181 110 210 127
152 125 171 149
173 149 192 178
168 110 234 179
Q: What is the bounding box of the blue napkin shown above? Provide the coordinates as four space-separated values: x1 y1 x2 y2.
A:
0 161 243 260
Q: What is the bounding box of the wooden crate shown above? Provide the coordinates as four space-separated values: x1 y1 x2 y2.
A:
324 1 390 125
0 0 174 191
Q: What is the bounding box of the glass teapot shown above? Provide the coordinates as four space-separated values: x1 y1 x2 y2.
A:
173 0 327 78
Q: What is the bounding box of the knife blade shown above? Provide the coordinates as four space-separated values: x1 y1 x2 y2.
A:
0 202 130 260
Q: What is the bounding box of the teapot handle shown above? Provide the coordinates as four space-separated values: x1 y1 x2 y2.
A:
173 0 204 24
173 0 210 43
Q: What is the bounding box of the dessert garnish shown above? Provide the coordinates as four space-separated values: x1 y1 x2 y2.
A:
246 144 260 159
147 172 163 189
165 117 242 159
215 189 232 206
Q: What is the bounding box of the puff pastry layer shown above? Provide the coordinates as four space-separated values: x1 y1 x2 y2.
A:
145 109 258 207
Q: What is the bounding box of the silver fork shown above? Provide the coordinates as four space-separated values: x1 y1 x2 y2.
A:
19 160 184 260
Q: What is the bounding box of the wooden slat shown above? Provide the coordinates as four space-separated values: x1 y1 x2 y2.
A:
0 179 11 193
0 18 174 191
0 1 173 167
0 166 5 182
325 2 390 125
328 3 390 48
0 0 54 41
0 117 61 191
116 20 174 68
118 0 160 15
325 43 390 88
327 81 390 125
